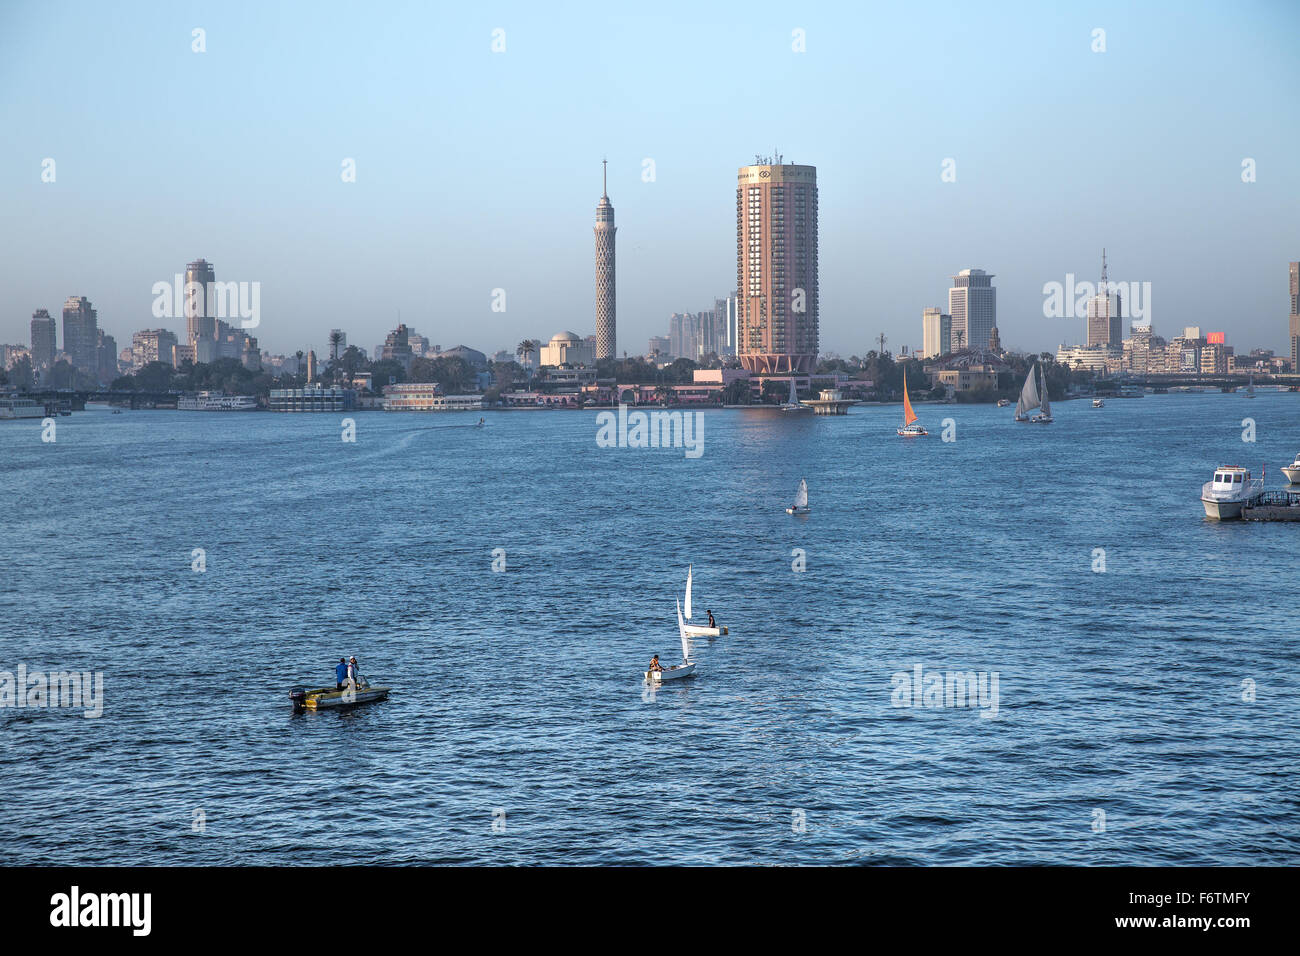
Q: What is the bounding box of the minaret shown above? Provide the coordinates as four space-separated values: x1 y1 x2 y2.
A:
595 159 616 361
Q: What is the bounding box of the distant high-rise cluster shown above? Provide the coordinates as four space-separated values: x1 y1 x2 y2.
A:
736 157 818 373
595 161 616 361
29 309 56 369
656 297 736 362
183 258 260 369
920 307 951 358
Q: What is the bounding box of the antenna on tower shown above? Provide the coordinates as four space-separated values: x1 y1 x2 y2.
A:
877 332 888 355
602 157 607 198
1100 248 1108 296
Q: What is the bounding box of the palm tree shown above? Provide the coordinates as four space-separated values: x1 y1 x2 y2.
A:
328 332 343 384
954 330 965 351
517 339 540 389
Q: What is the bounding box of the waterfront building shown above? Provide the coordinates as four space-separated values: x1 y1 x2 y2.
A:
61 296 99 375
380 324 414 370
131 329 178 368
648 335 671 360
595 160 617 361
268 385 356 412
736 156 819 373
1199 341 1234 375
948 269 996 351
96 330 117 383
539 331 594 367
921 307 951 358
30 309 56 369
436 344 488 368
1056 343 1115 371
172 343 196 366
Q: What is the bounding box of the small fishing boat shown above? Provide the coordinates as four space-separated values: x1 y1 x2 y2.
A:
681 564 728 636
1281 453 1300 484
896 371 927 436
289 680 390 712
996 398 1011 408
646 599 696 682
786 477 810 515
1092 398 1104 408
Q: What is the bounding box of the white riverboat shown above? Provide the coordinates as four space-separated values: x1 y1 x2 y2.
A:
1201 466 1265 520
0 396 47 420
177 391 257 411
1281 453 1300 485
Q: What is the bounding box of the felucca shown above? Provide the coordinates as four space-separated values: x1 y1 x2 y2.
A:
896 370 927 436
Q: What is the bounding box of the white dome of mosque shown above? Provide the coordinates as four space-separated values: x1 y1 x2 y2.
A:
550 331 582 344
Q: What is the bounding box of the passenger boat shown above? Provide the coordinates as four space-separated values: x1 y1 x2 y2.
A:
289 680 390 712
645 599 696 682
681 564 727 636
178 390 257 411
1280 453 1300 484
0 396 47 420
896 371 927 436
1201 466 1265 519
786 477 810 515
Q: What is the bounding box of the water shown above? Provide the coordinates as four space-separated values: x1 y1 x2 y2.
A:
2 394 1297 865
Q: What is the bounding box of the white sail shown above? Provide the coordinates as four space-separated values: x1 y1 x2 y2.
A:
1015 365 1040 416
1248 374 1255 397
794 478 808 509
676 598 690 662
1038 365 1051 417
787 379 798 406
684 564 693 620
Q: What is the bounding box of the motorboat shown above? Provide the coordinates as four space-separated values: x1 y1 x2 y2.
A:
786 478 810 515
289 678 390 712
1092 398 1104 408
1281 453 1300 484
681 565 727 636
645 599 696 682
1201 466 1264 519
996 398 1011 408
896 370 927 436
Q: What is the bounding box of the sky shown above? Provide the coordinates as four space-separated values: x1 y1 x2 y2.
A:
2 0 1298 360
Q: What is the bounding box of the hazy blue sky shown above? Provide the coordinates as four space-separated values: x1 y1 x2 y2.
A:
3 0 1298 359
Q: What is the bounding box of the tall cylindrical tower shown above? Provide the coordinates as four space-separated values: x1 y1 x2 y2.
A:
595 160 617 361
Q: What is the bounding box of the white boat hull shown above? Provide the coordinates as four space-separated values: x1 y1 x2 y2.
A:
682 624 726 637
785 506 810 515
1203 497 1247 520
1281 466 1300 484
645 662 696 682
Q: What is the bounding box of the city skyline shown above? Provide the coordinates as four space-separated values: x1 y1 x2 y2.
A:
2 2 1299 359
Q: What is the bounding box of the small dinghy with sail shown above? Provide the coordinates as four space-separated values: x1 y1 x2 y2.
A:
786 478 810 515
681 564 728 636
896 370 927 436
782 378 808 412
645 599 697 682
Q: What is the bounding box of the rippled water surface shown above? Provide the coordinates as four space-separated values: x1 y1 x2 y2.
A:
2 394 1298 865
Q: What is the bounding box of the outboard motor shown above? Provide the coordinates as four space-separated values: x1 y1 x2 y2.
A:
289 686 307 713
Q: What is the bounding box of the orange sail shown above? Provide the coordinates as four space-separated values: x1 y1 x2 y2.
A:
902 370 918 425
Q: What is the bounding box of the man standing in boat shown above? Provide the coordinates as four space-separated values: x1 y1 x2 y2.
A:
335 658 348 691
347 656 361 688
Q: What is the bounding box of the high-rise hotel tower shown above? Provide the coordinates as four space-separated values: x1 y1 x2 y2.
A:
1289 261 1299 371
595 160 616 361
736 157 818 374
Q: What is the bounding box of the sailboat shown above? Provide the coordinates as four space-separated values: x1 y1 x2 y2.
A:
1032 366 1053 423
782 378 807 411
896 370 927 436
681 564 728 636
1014 363 1052 423
1246 374 1256 398
645 598 697 682
785 477 810 515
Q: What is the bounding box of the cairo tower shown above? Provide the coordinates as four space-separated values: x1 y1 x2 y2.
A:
595 160 617 360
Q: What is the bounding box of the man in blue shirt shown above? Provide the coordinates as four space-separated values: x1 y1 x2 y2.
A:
335 658 348 690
